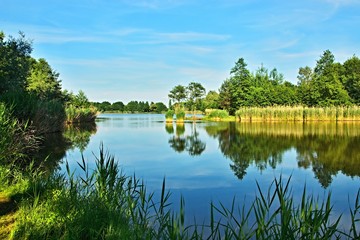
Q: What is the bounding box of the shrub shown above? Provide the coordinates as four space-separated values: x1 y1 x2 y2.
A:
208 109 229 120
165 110 174 122
0 103 39 163
176 110 186 122
0 91 65 133
65 105 97 124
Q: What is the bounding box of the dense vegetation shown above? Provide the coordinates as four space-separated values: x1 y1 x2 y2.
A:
0 31 96 163
92 100 168 113
167 50 360 118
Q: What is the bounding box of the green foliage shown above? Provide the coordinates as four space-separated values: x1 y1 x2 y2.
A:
218 51 359 111
343 55 360 104
203 90 220 110
0 31 32 94
0 103 39 163
150 102 168 113
10 147 190 239
27 58 63 101
186 82 206 115
176 110 186 121
206 109 229 120
165 109 175 121
168 85 187 105
70 90 90 108
0 91 66 134
63 123 97 152
65 105 97 124
111 101 125 112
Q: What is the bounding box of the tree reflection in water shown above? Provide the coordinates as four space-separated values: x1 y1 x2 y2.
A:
34 122 97 172
166 123 206 156
204 122 360 188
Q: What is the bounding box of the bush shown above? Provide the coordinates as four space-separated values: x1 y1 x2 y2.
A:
207 109 229 120
165 110 174 122
175 110 185 122
0 91 65 133
65 105 97 124
0 103 39 163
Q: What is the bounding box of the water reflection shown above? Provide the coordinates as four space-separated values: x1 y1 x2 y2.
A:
166 123 206 156
34 122 97 171
63 123 97 152
203 122 360 188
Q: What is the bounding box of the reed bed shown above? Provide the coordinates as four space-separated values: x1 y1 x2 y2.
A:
2 146 359 239
65 105 98 124
236 106 360 122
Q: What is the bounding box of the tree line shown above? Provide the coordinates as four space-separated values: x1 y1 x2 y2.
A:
168 50 360 115
91 100 168 113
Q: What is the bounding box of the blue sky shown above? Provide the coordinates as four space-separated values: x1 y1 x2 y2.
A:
1 0 359 103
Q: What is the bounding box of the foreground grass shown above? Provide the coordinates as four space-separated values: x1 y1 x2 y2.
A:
0 194 17 240
1 147 360 239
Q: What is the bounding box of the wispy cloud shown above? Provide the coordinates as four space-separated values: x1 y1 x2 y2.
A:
323 0 360 6
119 0 189 10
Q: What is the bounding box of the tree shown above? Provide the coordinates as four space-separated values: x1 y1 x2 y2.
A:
343 55 360 104
297 51 351 106
203 90 220 110
71 90 90 108
219 58 253 114
168 85 187 107
297 66 314 106
27 58 63 101
186 82 206 116
314 50 335 76
311 51 350 106
112 101 125 112
0 31 32 94
126 101 139 113
218 79 233 113
230 58 251 78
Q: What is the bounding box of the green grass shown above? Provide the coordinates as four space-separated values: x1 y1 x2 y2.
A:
165 109 175 122
1 146 358 239
0 103 40 164
65 105 98 124
0 91 66 134
236 106 360 122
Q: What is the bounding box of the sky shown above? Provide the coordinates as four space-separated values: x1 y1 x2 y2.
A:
1 0 360 103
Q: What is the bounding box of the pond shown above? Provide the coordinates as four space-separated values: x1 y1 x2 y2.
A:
55 113 360 228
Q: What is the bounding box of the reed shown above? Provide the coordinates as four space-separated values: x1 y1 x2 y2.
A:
175 110 186 122
204 109 230 121
5 146 360 239
65 105 98 124
0 91 66 133
0 103 39 164
236 106 360 122
165 109 175 122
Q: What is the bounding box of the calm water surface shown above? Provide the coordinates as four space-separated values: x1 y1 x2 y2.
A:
60 113 360 227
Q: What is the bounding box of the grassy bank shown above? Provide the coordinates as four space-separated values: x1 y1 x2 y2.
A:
65 105 98 124
236 106 360 122
0 147 359 239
